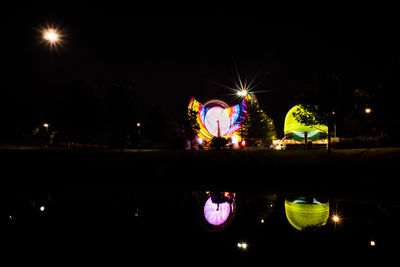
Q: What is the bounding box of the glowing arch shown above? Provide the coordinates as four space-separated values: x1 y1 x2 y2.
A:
284 105 328 140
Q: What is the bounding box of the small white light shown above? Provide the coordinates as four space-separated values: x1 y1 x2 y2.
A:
241 243 248 249
237 243 242 248
231 136 238 144
236 90 248 97
260 219 264 223
40 206 45 212
370 240 376 247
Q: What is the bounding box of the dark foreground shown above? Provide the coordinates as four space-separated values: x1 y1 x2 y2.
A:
2 147 400 200
3 148 400 264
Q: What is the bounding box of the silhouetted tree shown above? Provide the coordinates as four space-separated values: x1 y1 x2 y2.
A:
182 106 200 147
294 73 348 154
239 99 276 146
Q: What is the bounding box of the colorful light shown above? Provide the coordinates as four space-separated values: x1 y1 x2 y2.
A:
203 197 231 226
188 97 247 142
284 105 328 140
204 106 230 136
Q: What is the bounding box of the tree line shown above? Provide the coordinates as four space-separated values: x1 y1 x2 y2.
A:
294 63 400 149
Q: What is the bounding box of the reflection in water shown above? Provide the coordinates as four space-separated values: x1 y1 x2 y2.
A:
204 197 231 226
285 197 330 231
6 187 399 263
195 191 236 231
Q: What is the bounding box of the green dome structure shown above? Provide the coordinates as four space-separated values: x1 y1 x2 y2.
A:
285 198 329 231
284 105 328 141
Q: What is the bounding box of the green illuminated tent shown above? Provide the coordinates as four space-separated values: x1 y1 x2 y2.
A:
284 105 328 140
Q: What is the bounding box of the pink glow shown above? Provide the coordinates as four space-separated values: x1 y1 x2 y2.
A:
203 197 231 226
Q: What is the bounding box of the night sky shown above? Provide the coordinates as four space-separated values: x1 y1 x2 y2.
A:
3 4 400 135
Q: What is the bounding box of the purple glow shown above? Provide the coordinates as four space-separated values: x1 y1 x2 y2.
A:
203 197 231 226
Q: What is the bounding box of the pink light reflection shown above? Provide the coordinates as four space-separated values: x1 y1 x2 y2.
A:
203 197 231 226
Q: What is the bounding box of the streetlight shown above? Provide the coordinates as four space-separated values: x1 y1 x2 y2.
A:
236 89 248 97
331 215 341 223
365 107 372 114
40 25 64 52
237 242 248 249
43 28 59 44
137 122 141 151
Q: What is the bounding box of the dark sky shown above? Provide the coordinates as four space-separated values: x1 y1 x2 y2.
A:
3 3 400 133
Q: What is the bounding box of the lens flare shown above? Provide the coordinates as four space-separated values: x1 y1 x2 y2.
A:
37 23 65 52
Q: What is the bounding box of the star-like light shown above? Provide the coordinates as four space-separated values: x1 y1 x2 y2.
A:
37 23 65 52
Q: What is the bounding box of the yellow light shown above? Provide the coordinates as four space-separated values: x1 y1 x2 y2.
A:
365 108 372 114
44 30 58 42
370 240 376 247
43 28 59 43
332 215 340 223
39 25 64 51
237 242 247 249
285 199 329 231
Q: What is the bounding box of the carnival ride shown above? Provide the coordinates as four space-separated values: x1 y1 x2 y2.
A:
273 105 329 150
188 94 253 145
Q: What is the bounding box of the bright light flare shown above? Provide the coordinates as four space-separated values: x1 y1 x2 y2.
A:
42 28 61 46
236 89 248 97
365 107 372 114
38 24 65 52
330 210 344 229
43 29 59 43
332 215 340 223
237 242 248 249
